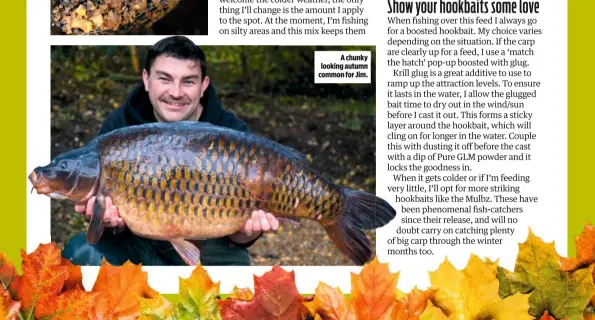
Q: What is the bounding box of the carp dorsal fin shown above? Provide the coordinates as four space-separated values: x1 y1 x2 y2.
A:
143 121 311 165
266 142 309 165
186 121 311 166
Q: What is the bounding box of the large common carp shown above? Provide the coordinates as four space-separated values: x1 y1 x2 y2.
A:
29 121 396 265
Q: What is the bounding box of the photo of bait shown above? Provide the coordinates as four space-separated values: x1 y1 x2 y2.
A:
51 0 182 35
29 121 396 266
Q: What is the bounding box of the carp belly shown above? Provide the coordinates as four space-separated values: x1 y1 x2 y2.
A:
113 194 249 241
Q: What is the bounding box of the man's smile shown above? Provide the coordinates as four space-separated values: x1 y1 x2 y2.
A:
161 100 189 109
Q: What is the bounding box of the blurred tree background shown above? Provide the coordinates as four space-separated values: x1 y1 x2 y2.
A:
50 45 377 266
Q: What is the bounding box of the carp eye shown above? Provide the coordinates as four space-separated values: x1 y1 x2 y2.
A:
59 161 67 170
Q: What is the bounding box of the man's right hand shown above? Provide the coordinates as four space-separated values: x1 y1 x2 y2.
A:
75 196 126 232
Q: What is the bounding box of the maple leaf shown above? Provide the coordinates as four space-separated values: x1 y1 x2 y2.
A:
304 282 355 320
419 301 448 320
560 222 595 305
429 254 532 319
561 223 595 271
37 288 99 320
60 257 83 292
218 265 310 320
228 286 254 301
90 259 160 320
139 295 175 320
18 243 70 319
175 264 222 320
350 257 398 320
392 288 434 320
497 229 595 320
0 286 20 320
0 252 20 298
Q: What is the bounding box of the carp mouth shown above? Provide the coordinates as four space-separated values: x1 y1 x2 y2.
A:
28 170 54 196
28 169 69 200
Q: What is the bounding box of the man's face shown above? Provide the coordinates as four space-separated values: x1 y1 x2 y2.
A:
142 55 210 122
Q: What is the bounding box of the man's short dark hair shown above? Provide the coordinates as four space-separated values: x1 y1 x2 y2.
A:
144 36 207 78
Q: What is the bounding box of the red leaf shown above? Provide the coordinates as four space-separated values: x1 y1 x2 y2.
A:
218 265 310 320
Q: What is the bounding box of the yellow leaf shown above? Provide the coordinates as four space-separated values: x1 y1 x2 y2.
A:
74 5 87 17
139 295 175 320
419 300 448 320
177 264 221 319
429 254 532 319
228 286 254 301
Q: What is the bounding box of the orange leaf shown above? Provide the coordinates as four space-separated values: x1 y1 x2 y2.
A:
90 259 160 320
350 257 398 320
561 223 595 271
37 288 99 320
560 222 595 304
0 252 20 298
228 286 254 301
218 265 310 320
0 286 20 320
392 288 434 320
61 257 83 292
18 243 70 319
304 282 355 320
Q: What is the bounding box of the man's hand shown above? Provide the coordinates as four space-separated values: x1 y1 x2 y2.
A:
75 196 125 232
228 210 279 244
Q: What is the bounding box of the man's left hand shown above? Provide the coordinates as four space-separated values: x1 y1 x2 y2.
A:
228 210 279 244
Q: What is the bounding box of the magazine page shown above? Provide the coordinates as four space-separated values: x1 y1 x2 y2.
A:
0 0 591 318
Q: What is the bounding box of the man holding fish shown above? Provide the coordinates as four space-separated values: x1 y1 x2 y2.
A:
63 36 280 266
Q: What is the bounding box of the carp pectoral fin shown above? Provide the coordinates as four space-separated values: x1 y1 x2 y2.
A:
170 238 201 266
86 194 106 245
277 217 302 228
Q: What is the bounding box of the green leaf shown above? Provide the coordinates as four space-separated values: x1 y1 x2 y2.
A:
175 265 222 320
497 229 595 320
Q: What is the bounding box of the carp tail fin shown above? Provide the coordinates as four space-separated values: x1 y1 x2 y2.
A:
322 189 396 265
86 195 106 245
341 189 396 230
323 218 373 265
